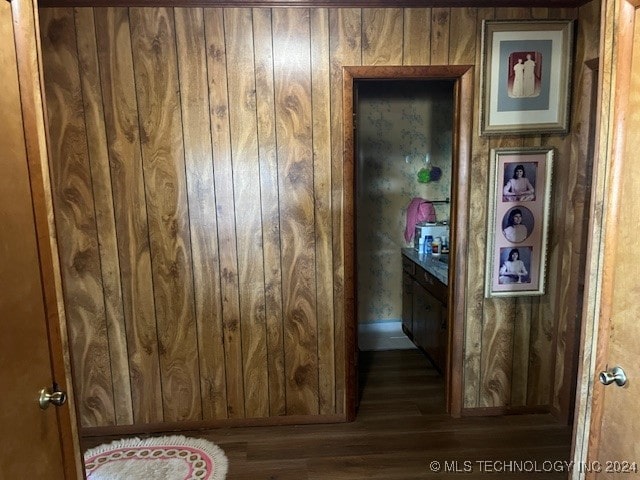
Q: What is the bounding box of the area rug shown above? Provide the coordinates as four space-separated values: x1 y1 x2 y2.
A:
83 435 228 480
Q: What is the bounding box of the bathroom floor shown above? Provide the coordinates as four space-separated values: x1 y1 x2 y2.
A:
358 321 415 351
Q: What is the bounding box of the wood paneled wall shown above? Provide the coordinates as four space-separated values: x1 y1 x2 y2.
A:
39 3 599 429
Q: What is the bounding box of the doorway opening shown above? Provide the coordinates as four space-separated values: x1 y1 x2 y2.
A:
355 79 454 413
342 65 474 420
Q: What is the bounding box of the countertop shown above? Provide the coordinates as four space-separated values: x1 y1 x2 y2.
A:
401 248 449 286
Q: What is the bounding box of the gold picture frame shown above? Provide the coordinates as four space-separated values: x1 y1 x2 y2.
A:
485 148 553 298
480 20 575 135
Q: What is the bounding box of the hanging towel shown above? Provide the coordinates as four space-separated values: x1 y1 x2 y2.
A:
404 197 437 243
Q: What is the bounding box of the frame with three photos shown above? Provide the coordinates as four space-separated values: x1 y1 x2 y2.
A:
485 147 553 298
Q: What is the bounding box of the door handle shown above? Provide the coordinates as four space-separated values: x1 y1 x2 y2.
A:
599 366 627 387
39 386 67 409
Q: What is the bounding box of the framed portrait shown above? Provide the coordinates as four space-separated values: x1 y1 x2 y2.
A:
480 20 574 135
485 147 553 298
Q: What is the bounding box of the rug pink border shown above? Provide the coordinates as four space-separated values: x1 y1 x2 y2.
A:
83 434 228 480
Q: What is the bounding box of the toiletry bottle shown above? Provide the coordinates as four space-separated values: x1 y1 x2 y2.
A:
424 235 433 255
442 236 449 253
432 237 441 257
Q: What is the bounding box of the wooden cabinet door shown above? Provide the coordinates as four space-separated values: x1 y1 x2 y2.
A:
0 0 81 477
412 281 443 372
402 271 414 337
411 280 427 352
438 305 448 376
422 291 442 373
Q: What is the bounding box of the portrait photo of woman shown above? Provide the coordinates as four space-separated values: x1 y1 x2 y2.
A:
498 247 531 284
502 206 534 243
502 162 536 202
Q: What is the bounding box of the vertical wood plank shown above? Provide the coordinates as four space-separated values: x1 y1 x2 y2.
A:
204 7 245 419
511 298 532 406
362 8 403 66
527 284 554 406
449 8 476 65
534 107 573 409
252 7 286 417
311 7 335 415
495 7 532 20
577 2 599 56
549 4 591 417
73 7 133 425
480 298 516 407
463 6 493 409
174 6 228 420
480 137 522 407
40 7 116 427
547 8 579 19
94 7 163 423
403 8 431 66
329 7 361 415
531 8 550 19
224 7 269 418
430 7 450 65
273 8 319 415
129 7 201 422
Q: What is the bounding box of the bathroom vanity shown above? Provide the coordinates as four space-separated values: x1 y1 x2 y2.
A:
401 248 449 374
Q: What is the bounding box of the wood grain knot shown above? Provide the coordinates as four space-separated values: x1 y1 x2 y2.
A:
45 16 71 46
72 248 94 275
214 105 227 119
222 268 238 285
167 261 179 279
225 318 239 333
294 363 312 387
435 10 448 25
284 95 300 114
208 46 225 63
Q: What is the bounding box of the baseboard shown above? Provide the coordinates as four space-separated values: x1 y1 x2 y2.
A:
460 405 551 417
80 413 347 438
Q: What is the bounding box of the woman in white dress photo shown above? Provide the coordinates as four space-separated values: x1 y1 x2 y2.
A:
523 53 537 97
503 164 535 202
503 208 528 243
512 58 525 97
499 248 529 284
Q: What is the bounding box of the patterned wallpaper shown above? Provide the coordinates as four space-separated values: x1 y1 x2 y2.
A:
356 80 453 324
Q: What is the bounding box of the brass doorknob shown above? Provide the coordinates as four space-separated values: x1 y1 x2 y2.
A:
599 366 627 387
39 387 67 409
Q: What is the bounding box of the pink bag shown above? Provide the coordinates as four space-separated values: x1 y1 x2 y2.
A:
404 197 436 243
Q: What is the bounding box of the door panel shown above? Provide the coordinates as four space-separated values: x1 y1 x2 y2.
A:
593 4 640 474
575 2 640 478
0 0 80 477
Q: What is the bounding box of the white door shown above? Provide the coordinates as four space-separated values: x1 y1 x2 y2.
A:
0 0 81 477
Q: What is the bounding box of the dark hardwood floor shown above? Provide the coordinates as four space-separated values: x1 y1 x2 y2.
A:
82 349 572 479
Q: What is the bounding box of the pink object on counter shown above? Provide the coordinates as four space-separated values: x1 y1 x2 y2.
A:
404 197 436 243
